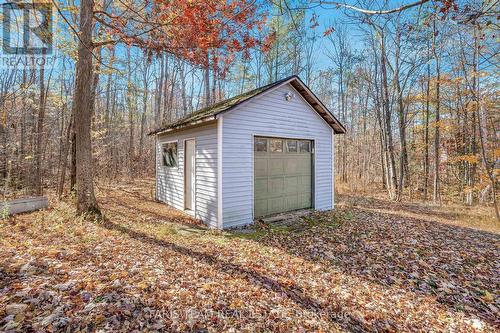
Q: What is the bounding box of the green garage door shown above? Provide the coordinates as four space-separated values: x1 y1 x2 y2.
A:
254 137 312 217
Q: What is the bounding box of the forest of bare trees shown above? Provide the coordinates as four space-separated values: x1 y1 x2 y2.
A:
0 0 498 219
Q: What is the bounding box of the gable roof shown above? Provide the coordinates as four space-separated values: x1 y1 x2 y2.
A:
149 75 346 136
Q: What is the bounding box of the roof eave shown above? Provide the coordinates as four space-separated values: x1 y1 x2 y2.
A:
148 116 216 136
288 78 346 134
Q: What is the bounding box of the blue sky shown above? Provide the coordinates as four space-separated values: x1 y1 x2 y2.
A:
271 0 367 72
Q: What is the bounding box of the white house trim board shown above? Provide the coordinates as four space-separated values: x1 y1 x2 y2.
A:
332 128 335 208
250 134 254 221
313 139 317 209
154 135 158 201
250 133 316 141
217 114 223 229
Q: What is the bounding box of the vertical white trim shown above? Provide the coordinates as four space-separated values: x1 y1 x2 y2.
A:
251 134 254 220
154 135 158 201
183 138 196 216
331 129 335 208
217 115 224 229
313 139 316 209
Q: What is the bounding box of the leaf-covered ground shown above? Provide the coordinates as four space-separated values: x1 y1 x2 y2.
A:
1 180 498 332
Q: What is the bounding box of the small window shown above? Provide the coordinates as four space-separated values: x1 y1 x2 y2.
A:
255 138 267 152
161 142 178 167
270 139 283 153
299 141 311 153
286 140 298 152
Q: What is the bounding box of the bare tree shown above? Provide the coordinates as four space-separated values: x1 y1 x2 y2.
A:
73 0 99 215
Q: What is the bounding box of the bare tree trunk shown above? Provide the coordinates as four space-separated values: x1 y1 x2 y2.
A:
163 54 170 122
379 132 387 189
139 64 148 158
211 53 217 103
127 48 135 176
168 59 177 118
155 54 164 124
74 0 99 215
394 27 406 201
70 127 76 191
56 71 66 188
20 67 27 189
473 25 499 220
179 61 187 115
432 19 441 204
0 109 7 182
204 52 210 107
58 114 73 198
91 46 102 126
34 50 46 195
423 48 430 200
380 31 398 199
103 47 115 168
104 47 114 131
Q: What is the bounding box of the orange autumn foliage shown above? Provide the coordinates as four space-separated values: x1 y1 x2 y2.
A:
97 0 272 74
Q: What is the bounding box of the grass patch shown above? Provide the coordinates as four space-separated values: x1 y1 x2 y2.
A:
156 224 179 237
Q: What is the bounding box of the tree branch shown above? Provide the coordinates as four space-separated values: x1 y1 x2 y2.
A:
313 0 430 15
51 0 118 71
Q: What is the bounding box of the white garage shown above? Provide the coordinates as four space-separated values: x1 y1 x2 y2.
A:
150 75 345 229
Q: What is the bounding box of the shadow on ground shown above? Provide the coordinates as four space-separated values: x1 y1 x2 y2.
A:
100 182 499 327
242 204 500 326
100 218 369 332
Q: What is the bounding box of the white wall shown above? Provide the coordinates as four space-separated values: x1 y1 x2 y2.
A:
156 123 218 228
221 83 334 228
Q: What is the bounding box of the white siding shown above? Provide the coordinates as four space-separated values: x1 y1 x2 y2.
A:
156 123 218 228
221 83 333 228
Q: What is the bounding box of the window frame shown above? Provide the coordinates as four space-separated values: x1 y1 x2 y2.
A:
286 140 298 153
299 140 311 153
270 138 284 153
160 140 178 168
254 137 268 152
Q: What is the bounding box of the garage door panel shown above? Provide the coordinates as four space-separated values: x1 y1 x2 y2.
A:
285 158 299 174
285 195 299 211
268 197 285 214
268 177 284 195
298 158 311 173
284 176 298 193
298 193 311 209
255 158 268 177
254 199 268 218
254 178 268 195
254 136 313 218
269 159 285 175
299 175 311 188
